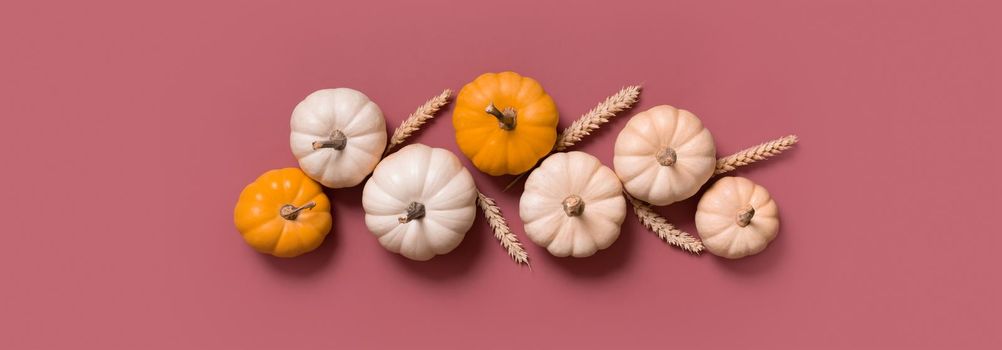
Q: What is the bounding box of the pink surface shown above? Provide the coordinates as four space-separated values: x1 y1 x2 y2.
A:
2 0 1000 349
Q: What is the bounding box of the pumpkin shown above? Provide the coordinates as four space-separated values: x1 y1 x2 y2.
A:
233 168 333 258
290 88 387 189
695 176 780 259
453 71 559 176
613 105 717 206
361 144 477 261
519 151 626 257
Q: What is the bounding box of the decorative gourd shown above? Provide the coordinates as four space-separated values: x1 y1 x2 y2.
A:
613 105 716 206
695 176 779 259
453 71 559 176
361 144 477 261
519 151 626 257
290 88 387 189
233 168 333 258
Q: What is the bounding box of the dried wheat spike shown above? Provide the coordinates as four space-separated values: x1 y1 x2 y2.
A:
625 192 704 254
554 85 641 151
477 191 530 266
385 89 452 155
715 134 799 175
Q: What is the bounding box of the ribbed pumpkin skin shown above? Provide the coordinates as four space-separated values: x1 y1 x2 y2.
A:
362 144 477 261
519 152 626 258
695 176 780 259
290 88 387 189
233 168 332 258
614 105 716 206
453 71 558 176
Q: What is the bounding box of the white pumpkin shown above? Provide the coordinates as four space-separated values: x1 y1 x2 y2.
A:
695 176 779 259
613 105 716 206
290 88 387 189
519 151 626 257
361 144 477 261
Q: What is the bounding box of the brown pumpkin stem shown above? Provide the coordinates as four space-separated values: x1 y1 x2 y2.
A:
398 202 426 223
485 102 517 130
312 129 348 150
656 147 677 166
562 195 585 217
736 206 755 227
280 202 316 220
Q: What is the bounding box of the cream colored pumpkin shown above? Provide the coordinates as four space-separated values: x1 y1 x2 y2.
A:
695 176 779 259
519 151 626 257
613 105 716 206
362 144 477 261
290 88 387 189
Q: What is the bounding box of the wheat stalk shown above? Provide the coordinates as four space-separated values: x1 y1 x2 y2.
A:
384 89 452 155
477 191 530 266
715 134 799 175
625 192 704 254
554 85 642 151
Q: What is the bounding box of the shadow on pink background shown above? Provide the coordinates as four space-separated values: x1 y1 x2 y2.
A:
1 0 999 349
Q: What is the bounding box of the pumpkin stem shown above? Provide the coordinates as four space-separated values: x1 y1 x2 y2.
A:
736 206 755 227
656 147 677 166
562 195 585 217
280 202 316 220
398 202 426 223
485 102 517 130
312 129 348 150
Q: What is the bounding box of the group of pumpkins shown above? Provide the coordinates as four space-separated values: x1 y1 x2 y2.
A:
234 72 779 262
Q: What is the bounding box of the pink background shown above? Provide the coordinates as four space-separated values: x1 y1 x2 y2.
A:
2 0 1000 349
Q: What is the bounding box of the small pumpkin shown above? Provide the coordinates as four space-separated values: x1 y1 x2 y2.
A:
233 168 333 258
453 71 558 176
519 151 626 257
613 105 716 206
362 144 477 261
695 176 779 259
290 88 387 189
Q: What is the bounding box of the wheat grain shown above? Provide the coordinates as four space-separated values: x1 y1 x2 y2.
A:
554 85 641 151
625 192 704 254
715 134 799 175
384 89 452 155
477 191 530 266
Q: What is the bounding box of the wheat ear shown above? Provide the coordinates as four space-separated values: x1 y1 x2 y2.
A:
477 191 530 266
715 134 799 175
384 89 452 155
625 192 704 254
554 85 642 151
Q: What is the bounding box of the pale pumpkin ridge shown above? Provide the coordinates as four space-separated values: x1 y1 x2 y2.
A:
378 223 408 248
528 211 564 247
418 149 455 199
570 220 599 256
331 92 370 134
577 156 608 198
339 101 379 136
629 113 663 151
420 218 463 254
580 213 616 249
424 173 473 210
670 110 704 147
409 147 434 202
733 177 755 206
548 219 577 256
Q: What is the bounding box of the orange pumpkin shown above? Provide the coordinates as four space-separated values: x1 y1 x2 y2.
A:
233 168 332 257
453 71 558 175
